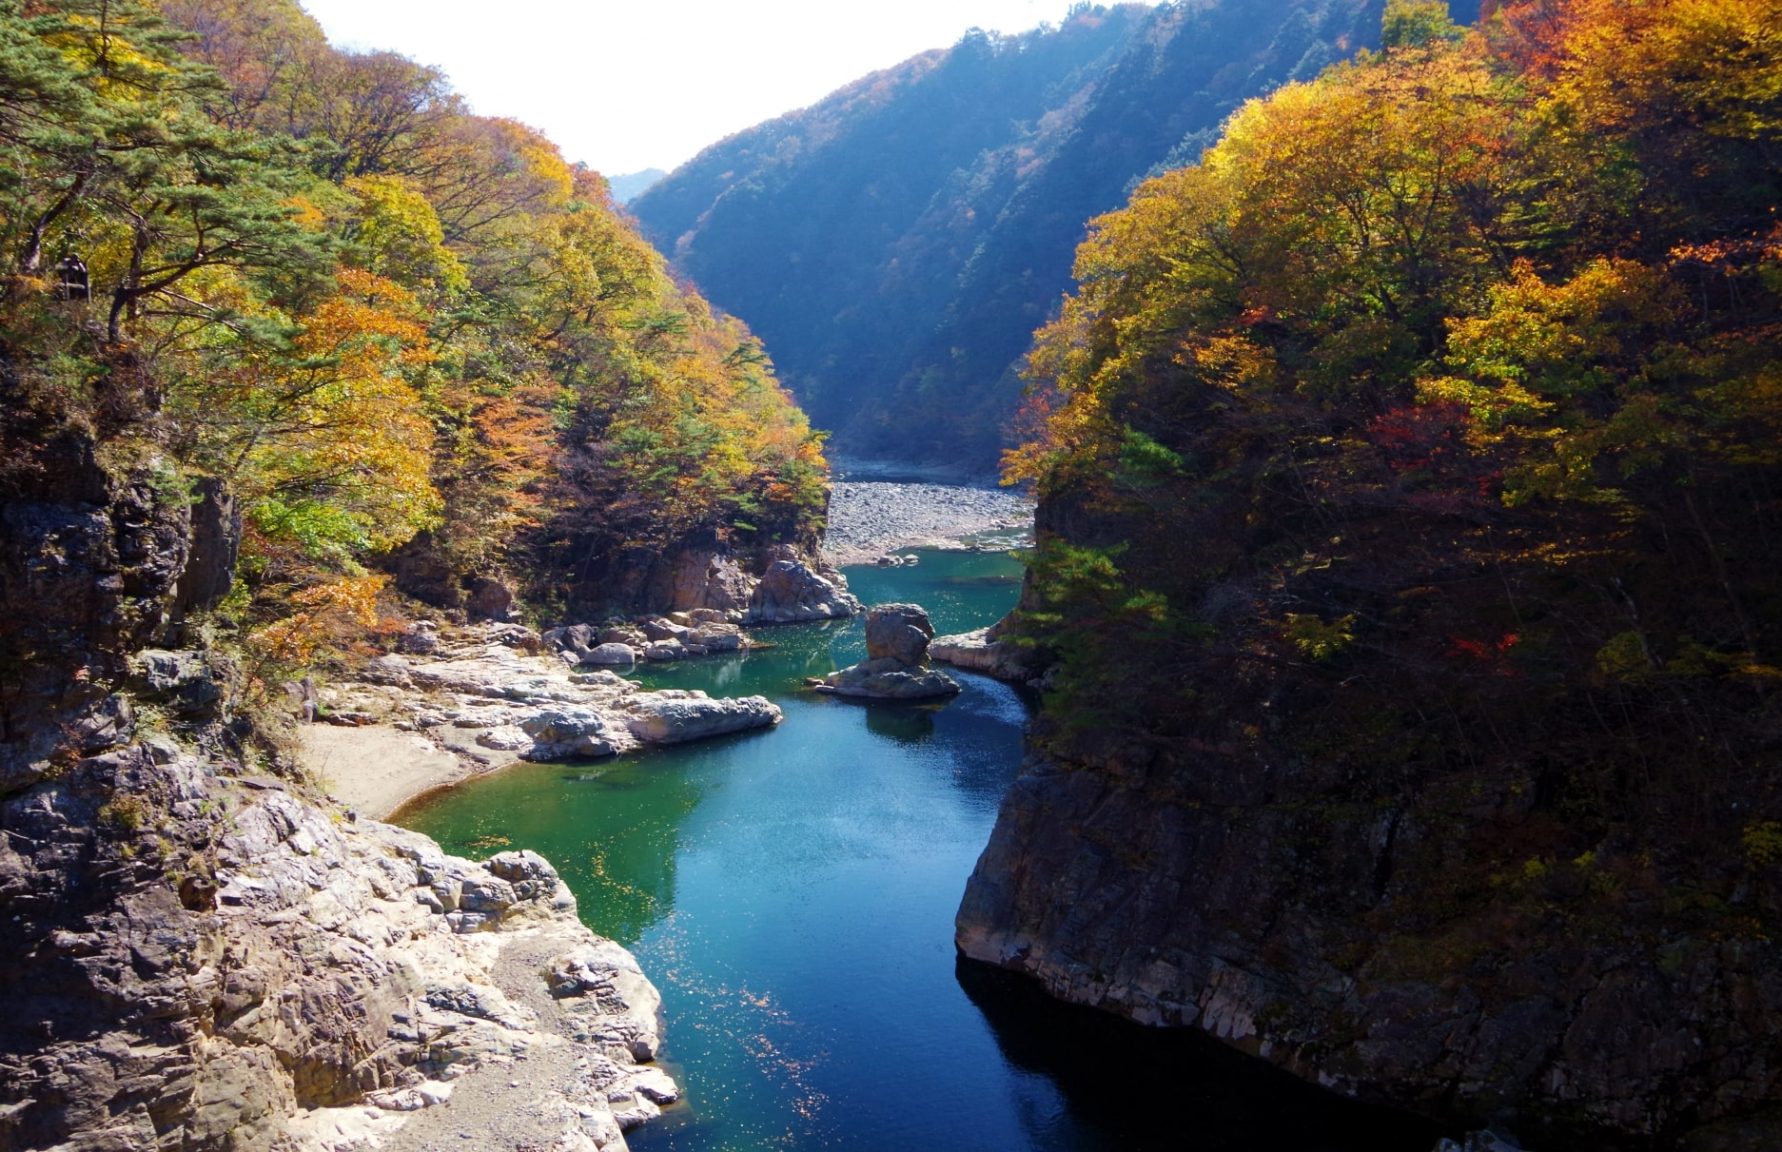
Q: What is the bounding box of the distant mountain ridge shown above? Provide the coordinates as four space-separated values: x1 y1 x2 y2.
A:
633 0 1474 468
606 167 667 203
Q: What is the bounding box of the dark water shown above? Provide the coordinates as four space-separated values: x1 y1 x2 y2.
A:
396 549 1439 1152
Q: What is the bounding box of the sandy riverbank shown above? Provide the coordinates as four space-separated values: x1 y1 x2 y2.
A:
299 723 496 821
299 479 1033 821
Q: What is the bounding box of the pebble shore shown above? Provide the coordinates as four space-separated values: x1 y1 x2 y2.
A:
823 481 1034 565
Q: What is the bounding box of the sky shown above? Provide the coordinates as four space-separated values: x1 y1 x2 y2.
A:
297 0 1097 177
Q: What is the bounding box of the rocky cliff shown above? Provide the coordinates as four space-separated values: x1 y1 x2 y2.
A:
0 397 674 1150
956 481 1782 1151
953 3 1782 1143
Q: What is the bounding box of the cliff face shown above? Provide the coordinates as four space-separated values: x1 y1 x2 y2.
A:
0 398 673 1150
957 475 1782 1149
955 2 1782 1142
958 749 1782 1146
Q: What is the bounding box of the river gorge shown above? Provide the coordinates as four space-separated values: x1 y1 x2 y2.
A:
393 538 1439 1151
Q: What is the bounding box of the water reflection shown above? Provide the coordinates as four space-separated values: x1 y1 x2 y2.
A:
955 961 1446 1152
862 702 938 743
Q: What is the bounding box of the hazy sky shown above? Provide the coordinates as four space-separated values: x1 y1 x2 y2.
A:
297 0 1097 176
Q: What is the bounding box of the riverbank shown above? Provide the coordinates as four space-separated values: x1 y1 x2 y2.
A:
822 481 1033 566
297 623 781 822
302 480 1033 820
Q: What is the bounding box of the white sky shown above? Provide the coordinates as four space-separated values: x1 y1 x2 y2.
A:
297 0 1102 176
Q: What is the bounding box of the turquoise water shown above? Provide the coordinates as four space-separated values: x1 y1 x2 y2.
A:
396 549 1438 1151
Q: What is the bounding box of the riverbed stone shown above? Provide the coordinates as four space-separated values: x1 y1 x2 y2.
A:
624 693 782 744
810 657 961 700
585 643 637 667
520 707 623 759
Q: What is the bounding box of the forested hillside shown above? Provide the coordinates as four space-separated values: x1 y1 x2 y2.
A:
0 0 827 680
632 0 1468 469
960 0 1782 1142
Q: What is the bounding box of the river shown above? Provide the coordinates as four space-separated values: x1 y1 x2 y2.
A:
395 548 1438 1151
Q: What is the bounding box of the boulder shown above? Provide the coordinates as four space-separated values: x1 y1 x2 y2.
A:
643 640 684 662
542 623 596 657
812 603 959 700
599 624 648 648
520 707 623 760
746 545 861 624
639 617 689 642
686 622 745 653
809 657 960 701
865 604 935 665
624 694 782 744
585 643 637 667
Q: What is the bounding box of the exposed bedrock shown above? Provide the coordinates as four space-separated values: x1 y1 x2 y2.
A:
0 744 673 1151
0 434 674 1149
811 603 960 700
958 743 1782 1147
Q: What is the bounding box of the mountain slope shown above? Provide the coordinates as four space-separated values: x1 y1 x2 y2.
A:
955 0 1782 1143
633 0 1439 468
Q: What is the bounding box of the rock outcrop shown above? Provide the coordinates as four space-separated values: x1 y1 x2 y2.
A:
930 622 1039 684
0 444 195 795
0 741 675 1151
746 544 861 624
0 417 678 1150
536 539 859 627
811 604 960 700
957 480 1782 1147
312 626 781 768
864 603 935 665
544 611 750 668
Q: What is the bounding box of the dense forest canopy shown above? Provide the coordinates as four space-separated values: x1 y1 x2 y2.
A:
633 0 1424 470
1004 0 1782 998
948 1 1782 1140
0 0 827 679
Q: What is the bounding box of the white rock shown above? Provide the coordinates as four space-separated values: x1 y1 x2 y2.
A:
624 694 782 744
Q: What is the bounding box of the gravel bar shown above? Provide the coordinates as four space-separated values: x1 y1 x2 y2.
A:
822 481 1034 566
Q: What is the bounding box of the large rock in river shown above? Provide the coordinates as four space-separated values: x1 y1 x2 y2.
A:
865 603 935 665
748 545 861 624
812 656 961 700
624 692 783 744
811 604 960 700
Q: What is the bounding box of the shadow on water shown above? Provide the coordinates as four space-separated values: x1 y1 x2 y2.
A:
862 702 938 743
955 960 1447 1152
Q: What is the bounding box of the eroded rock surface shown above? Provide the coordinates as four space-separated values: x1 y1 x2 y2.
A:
930 624 1038 684
0 741 674 1152
747 544 861 624
812 604 960 701
315 624 780 768
864 603 934 665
